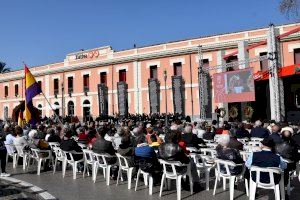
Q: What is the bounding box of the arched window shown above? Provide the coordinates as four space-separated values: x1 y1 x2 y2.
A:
54 102 60 116
82 100 91 122
67 101 75 116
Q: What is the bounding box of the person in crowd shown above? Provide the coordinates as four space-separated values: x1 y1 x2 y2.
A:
195 123 205 139
158 130 190 165
92 126 117 165
181 124 205 149
46 128 61 143
250 120 270 138
202 125 215 141
60 128 83 161
221 124 231 135
228 132 244 151
269 124 283 145
292 124 300 150
235 123 250 138
135 135 161 181
275 127 299 185
13 125 28 148
216 134 244 175
77 127 88 144
245 138 287 184
149 134 160 149
146 127 163 145
4 125 16 155
117 136 135 167
0 128 10 177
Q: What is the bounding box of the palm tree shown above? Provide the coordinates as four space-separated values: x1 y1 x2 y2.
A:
0 62 11 73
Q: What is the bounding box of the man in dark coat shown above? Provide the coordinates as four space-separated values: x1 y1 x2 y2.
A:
250 120 270 138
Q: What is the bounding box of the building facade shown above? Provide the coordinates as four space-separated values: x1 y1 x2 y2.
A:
1 22 300 121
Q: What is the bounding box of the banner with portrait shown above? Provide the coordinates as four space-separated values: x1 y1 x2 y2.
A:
213 68 255 103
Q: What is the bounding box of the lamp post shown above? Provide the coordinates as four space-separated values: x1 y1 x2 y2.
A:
164 69 168 127
61 82 65 118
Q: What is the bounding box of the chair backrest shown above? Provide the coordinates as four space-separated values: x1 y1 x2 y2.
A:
237 138 249 144
214 158 244 177
116 153 130 169
250 166 282 187
78 143 87 149
62 151 75 162
53 147 65 160
204 139 214 144
48 142 60 149
206 143 218 149
243 145 261 152
251 137 264 142
190 153 214 168
82 149 95 163
15 145 25 156
158 159 187 177
239 151 250 161
248 141 262 147
200 148 217 158
5 143 16 154
186 147 199 153
94 152 114 166
30 148 40 159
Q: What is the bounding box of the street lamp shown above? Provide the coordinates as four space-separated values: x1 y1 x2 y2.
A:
61 82 65 118
164 69 168 127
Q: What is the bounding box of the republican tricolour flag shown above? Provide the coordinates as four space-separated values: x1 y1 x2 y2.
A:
24 65 42 124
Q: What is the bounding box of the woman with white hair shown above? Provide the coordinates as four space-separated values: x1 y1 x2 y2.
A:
216 134 244 175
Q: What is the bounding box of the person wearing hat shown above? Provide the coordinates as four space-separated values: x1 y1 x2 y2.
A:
245 138 287 184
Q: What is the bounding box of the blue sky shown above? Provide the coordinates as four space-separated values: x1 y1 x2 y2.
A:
0 0 294 70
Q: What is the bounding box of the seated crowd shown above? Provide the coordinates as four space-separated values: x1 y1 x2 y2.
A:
0 116 300 198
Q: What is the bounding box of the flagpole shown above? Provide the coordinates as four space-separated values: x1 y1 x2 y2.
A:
41 91 63 125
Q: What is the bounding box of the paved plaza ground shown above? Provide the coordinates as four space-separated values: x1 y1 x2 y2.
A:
1 162 300 200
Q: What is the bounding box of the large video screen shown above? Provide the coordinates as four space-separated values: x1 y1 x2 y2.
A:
213 68 255 103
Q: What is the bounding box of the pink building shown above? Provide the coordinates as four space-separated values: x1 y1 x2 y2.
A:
1 22 300 122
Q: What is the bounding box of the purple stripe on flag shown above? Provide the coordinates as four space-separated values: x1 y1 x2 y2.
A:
26 101 38 125
26 82 42 103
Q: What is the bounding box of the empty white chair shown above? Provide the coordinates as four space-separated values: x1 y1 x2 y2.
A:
93 152 116 185
62 150 84 179
52 147 66 175
30 148 54 175
82 149 95 178
213 159 248 200
135 168 154 195
159 159 193 200
15 145 29 171
249 166 285 200
190 153 215 190
116 153 134 189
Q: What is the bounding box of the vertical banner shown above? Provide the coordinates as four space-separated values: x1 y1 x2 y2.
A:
172 76 185 115
97 84 108 116
148 78 160 114
117 81 128 117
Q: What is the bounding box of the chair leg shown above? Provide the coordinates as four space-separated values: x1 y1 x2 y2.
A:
223 177 226 191
23 156 27 171
249 180 257 200
83 162 86 178
205 169 210 190
213 174 219 195
106 166 111 186
73 163 77 179
62 160 66 178
143 173 148 186
229 176 235 200
275 185 280 200
188 171 193 195
13 154 17 169
116 168 121 186
159 173 166 197
37 159 42 175
149 175 153 195
93 163 97 183
53 158 57 174
128 168 133 189
176 176 182 200
135 169 141 191
279 178 285 200
103 168 106 179
245 179 249 197
287 176 291 196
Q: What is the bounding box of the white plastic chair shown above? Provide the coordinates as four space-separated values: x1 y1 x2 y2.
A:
30 148 54 175
52 147 66 175
200 148 217 158
82 149 95 178
204 139 215 144
93 152 116 185
206 143 218 149
282 158 294 196
250 137 264 142
186 147 199 153
158 159 193 200
237 138 249 144
190 153 215 190
213 159 248 200
249 166 285 200
248 141 262 147
15 145 29 171
116 153 134 189
239 151 251 162
62 150 84 179
78 143 87 149
5 144 17 168
243 145 261 152
135 168 154 195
